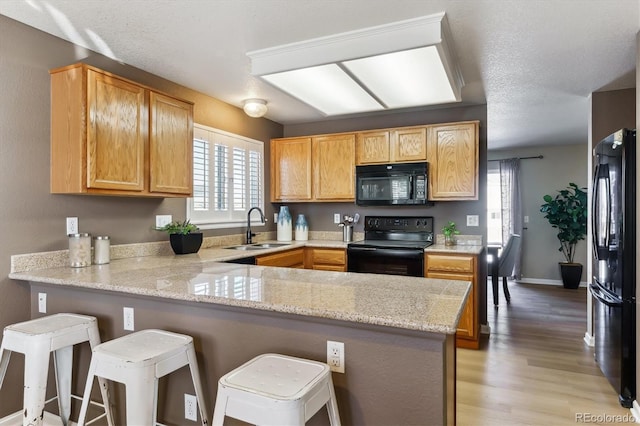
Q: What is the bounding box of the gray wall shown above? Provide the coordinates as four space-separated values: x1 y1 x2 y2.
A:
488 144 588 283
0 15 282 415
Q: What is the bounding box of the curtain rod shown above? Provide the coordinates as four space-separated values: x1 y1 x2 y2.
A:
488 155 543 162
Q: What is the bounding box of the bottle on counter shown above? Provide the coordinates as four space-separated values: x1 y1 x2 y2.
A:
68 233 91 267
277 206 292 241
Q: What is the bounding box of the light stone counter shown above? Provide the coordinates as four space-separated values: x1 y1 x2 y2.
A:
10 249 470 335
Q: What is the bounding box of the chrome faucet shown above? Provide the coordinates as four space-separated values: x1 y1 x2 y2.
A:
246 207 265 244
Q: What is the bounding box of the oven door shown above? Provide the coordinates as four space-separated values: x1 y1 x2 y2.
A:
347 246 424 277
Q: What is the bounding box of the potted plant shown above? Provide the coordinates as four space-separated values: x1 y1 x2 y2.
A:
540 183 587 289
160 220 203 255
442 221 460 246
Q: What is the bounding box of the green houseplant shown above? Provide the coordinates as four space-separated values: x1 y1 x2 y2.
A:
442 221 460 246
160 220 203 255
539 183 587 288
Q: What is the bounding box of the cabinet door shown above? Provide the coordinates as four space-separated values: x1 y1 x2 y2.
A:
87 69 146 191
312 134 355 200
392 127 427 162
149 92 193 195
356 131 390 164
256 248 305 268
427 122 479 200
271 138 312 201
305 248 346 271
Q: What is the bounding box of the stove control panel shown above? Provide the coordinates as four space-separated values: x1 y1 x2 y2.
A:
364 216 434 232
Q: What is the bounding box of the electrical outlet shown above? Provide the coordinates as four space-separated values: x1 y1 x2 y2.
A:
333 213 341 224
66 217 78 235
155 215 172 229
524 215 530 224
184 393 197 421
327 340 345 373
466 215 479 227
38 293 46 313
123 307 134 331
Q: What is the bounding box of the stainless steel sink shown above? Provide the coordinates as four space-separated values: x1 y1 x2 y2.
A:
251 243 290 248
224 245 263 251
224 242 291 250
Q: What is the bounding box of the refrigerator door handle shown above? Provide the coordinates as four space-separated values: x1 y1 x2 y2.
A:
592 163 611 260
590 283 623 307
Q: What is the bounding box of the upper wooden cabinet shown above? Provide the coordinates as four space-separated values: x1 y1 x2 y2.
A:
271 134 355 202
50 63 193 197
270 137 313 201
356 127 426 165
427 121 479 201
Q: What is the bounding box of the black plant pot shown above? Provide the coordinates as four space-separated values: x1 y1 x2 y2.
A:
559 262 582 289
169 233 203 255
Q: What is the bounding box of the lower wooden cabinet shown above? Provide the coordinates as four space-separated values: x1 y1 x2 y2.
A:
304 248 347 272
256 248 305 268
424 253 479 349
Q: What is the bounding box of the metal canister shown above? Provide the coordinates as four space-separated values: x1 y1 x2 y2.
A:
68 233 91 267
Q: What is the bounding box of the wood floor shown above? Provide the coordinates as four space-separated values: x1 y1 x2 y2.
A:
456 282 634 426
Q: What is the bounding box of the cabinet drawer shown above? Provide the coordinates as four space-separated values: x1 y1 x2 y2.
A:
256 248 305 268
311 248 345 266
426 254 474 273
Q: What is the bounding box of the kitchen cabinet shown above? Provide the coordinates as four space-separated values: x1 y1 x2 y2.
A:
271 134 355 202
304 248 347 272
50 63 193 197
256 248 305 268
426 121 479 201
425 253 479 349
355 127 427 165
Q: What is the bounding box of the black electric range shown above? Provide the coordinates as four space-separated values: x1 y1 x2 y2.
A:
347 216 433 277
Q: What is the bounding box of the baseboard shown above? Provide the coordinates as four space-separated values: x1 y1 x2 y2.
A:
631 400 640 423
583 332 595 347
515 277 588 287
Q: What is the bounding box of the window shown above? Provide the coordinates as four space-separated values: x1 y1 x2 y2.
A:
188 124 264 229
487 166 502 245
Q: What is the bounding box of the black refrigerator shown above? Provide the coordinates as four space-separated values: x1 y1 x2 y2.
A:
591 128 636 408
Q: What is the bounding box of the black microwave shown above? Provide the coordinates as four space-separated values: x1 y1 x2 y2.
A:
355 162 429 206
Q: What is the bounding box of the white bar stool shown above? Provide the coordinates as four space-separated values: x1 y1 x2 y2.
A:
78 329 209 426
0 313 114 426
212 353 341 426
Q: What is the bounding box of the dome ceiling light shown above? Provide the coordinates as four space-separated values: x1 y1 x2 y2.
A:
242 98 268 118
247 12 463 117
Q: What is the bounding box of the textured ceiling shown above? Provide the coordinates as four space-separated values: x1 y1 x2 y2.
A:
0 0 637 149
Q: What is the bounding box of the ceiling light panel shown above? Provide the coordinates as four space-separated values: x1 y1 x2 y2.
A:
262 64 384 115
343 46 457 108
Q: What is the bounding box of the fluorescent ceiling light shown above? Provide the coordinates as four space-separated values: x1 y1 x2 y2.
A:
262 64 383 115
248 13 463 116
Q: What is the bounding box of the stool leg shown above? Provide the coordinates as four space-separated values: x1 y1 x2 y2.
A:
211 384 227 426
86 322 115 426
78 357 97 426
326 376 341 426
23 341 51 426
53 345 73 426
186 344 209 425
0 344 11 389
125 373 156 425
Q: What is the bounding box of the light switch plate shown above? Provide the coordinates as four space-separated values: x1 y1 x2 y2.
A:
466 215 479 227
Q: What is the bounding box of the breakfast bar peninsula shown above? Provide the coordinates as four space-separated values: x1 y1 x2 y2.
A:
9 245 470 425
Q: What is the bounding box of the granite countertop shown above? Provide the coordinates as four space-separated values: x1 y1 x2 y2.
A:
9 241 471 335
425 244 485 255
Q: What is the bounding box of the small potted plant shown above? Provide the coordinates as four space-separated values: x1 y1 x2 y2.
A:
160 220 203 255
442 221 460 246
540 183 587 289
